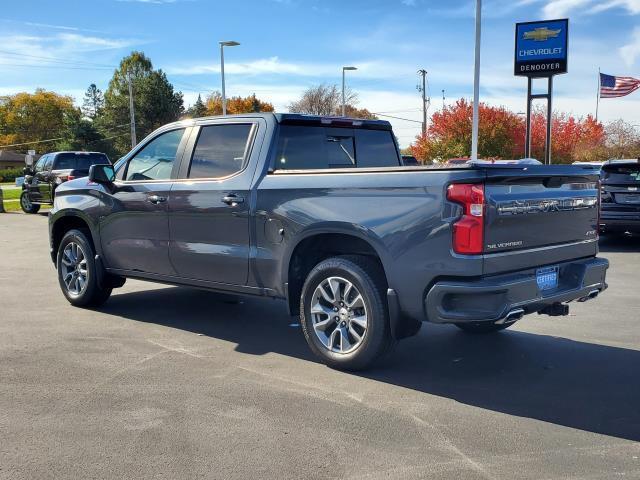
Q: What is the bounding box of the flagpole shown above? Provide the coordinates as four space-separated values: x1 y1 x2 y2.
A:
596 68 601 121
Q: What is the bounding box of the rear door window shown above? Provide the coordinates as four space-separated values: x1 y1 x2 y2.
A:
188 124 253 179
356 130 401 167
275 125 399 170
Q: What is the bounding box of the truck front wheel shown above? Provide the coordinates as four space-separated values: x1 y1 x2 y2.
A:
299 255 394 371
56 229 112 307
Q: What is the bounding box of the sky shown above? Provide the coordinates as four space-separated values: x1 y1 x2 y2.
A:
2 0 640 147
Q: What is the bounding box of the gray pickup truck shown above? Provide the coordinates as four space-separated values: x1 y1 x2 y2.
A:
49 113 608 370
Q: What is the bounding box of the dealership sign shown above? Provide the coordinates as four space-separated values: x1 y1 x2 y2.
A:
514 19 568 77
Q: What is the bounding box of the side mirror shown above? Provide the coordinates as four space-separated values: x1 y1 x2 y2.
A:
23 166 33 176
89 164 115 184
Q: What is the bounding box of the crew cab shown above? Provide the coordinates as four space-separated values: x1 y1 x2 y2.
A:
48 114 608 370
21 151 111 213
599 159 640 234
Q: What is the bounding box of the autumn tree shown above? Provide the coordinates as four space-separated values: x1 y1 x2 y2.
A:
287 84 373 118
529 109 605 163
411 99 524 163
411 99 606 164
82 84 104 120
204 92 274 115
101 51 184 155
0 89 78 153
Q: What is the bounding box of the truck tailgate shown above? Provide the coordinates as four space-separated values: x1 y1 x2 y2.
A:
482 166 599 274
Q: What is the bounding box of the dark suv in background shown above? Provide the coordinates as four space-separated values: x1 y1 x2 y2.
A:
600 160 640 234
21 151 111 213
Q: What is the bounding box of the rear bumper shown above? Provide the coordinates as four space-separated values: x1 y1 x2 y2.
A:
600 210 640 232
424 256 608 324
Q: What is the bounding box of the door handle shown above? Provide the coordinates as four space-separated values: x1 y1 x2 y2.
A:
147 194 167 204
222 194 244 206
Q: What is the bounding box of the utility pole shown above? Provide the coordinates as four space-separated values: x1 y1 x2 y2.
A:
417 69 428 136
127 72 137 148
442 89 445 110
471 0 482 161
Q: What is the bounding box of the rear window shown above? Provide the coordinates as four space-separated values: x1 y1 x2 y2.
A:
54 153 110 170
275 125 399 170
601 164 640 183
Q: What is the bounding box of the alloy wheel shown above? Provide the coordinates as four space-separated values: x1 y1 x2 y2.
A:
310 276 368 354
60 242 88 296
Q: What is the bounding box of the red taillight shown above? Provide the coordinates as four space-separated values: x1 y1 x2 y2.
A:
67 175 75 181
447 183 485 254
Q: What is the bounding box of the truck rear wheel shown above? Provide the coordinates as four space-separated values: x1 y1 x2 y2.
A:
20 191 40 214
56 229 112 307
299 255 394 371
454 321 514 334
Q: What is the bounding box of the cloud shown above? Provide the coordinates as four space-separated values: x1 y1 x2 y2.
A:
620 27 640 66
0 31 141 75
542 0 592 17
542 0 640 16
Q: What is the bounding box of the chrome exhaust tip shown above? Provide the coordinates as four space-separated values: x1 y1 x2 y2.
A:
495 308 525 325
577 289 599 303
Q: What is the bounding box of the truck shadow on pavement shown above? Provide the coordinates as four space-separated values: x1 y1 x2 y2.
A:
599 233 640 253
101 287 640 442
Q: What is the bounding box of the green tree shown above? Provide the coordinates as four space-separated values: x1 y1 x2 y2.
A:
101 51 184 155
82 84 104 120
186 94 207 118
55 109 115 156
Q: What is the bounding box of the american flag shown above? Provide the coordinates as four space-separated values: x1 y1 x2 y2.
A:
600 73 640 98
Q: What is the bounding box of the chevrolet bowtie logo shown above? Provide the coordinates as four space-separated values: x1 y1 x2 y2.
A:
523 27 561 42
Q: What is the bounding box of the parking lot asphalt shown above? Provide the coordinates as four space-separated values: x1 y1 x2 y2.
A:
1 211 639 480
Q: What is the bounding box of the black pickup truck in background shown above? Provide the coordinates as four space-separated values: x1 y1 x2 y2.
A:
21 151 111 213
48 114 609 370
600 160 640 234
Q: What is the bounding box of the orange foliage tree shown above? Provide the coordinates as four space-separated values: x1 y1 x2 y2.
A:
529 111 604 163
411 99 524 163
410 98 605 164
205 92 274 116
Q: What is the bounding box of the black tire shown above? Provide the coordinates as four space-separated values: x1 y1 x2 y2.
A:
20 191 40 214
299 255 394 371
454 321 514 334
56 229 112 307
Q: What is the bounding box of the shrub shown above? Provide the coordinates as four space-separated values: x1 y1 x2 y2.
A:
0 167 25 183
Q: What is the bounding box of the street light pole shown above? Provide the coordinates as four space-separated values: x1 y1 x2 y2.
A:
219 40 240 116
471 0 482 161
342 66 357 117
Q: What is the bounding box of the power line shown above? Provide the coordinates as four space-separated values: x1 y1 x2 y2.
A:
0 136 65 148
0 62 113 71
373 108 422 114
371 112 423 124
0 50 116 68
